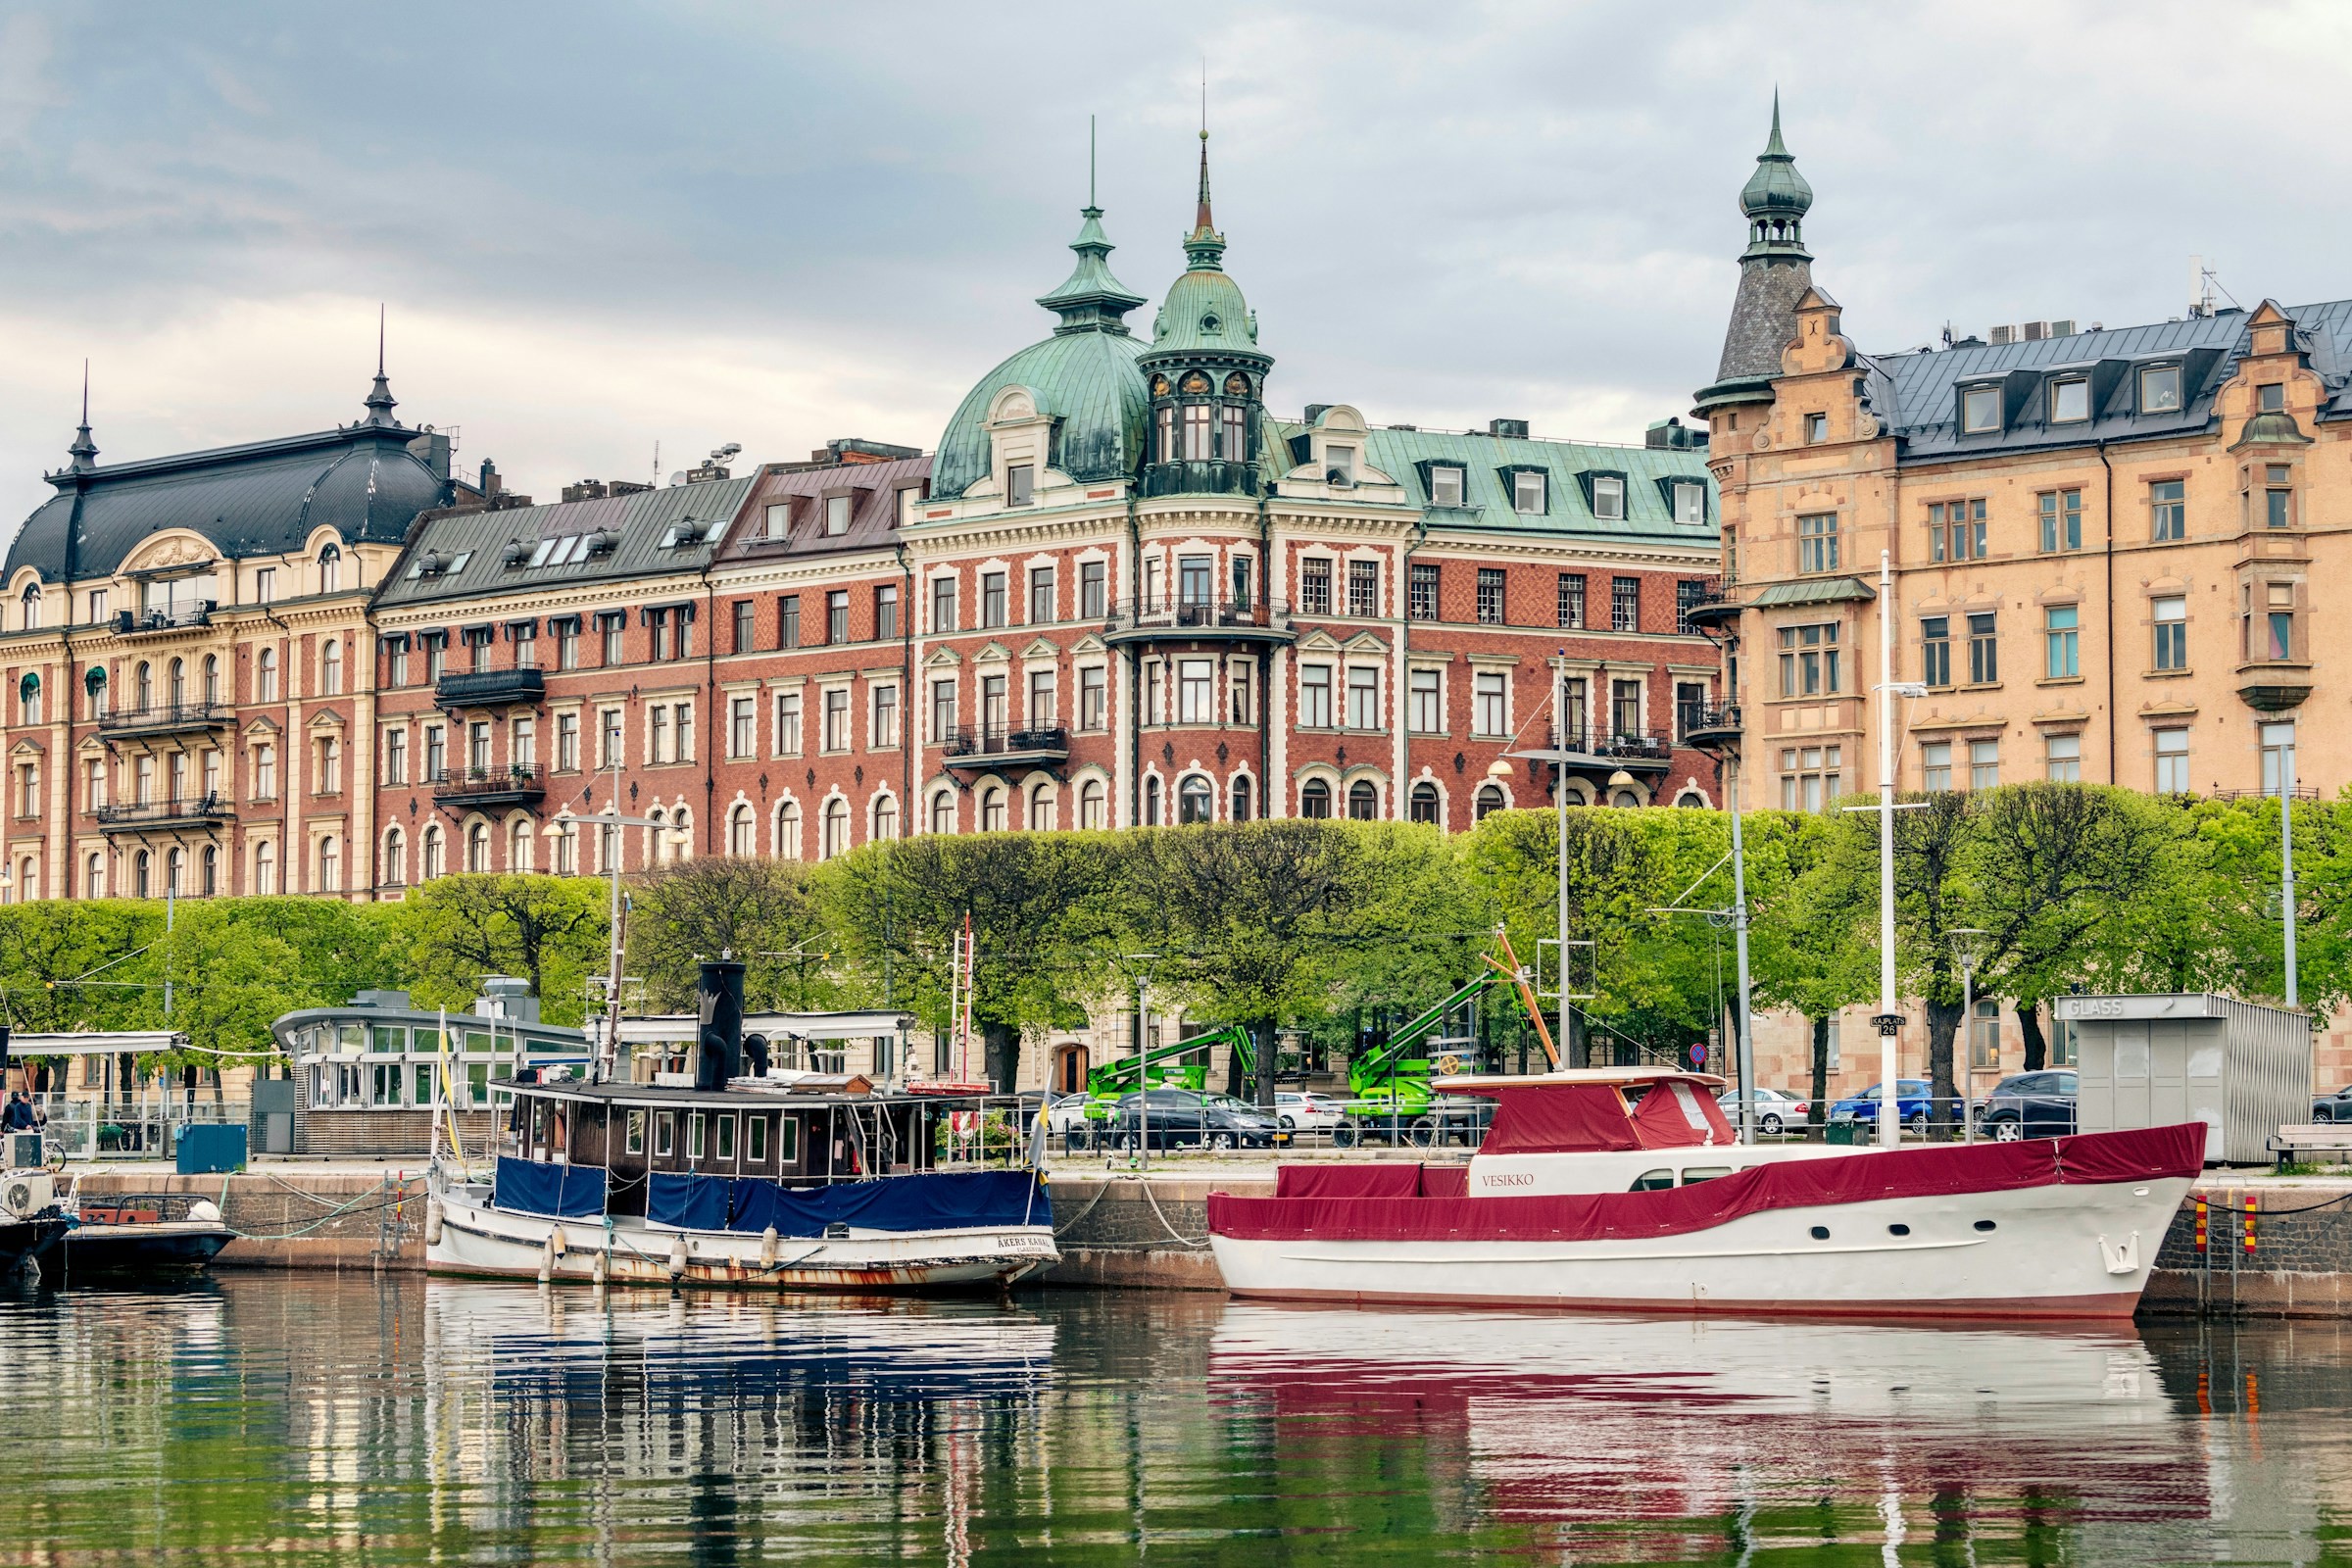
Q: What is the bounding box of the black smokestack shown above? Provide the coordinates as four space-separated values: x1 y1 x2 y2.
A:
695 958 746 1091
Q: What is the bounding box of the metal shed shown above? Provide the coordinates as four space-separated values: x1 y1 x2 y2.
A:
2056 994 2309 1165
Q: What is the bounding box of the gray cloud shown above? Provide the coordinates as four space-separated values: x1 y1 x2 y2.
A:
2 0 2345 526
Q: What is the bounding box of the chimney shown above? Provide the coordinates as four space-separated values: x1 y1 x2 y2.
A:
695 957 746 1090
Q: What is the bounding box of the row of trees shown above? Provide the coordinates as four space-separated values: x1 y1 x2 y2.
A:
0 785 2328 1113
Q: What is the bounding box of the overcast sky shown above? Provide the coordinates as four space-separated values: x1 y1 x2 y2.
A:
1 1 2344 526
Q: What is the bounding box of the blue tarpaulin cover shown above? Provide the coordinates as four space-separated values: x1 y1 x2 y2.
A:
646 1169 1050 1236
494 1155 609 1219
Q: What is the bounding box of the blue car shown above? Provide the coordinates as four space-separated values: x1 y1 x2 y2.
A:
1828 1080 1936 1127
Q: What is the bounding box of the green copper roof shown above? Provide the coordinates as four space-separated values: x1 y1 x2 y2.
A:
1355 426 1716 543
1035 205 1147 336
1740 93 1813 221
1750 576 1873 608
932 328 1150 499
1145 133 1264 362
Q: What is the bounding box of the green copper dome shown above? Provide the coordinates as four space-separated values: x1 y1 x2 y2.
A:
931 204 1152 501
1740 93 1813 221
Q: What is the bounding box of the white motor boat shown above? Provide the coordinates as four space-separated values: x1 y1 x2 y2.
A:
1207 1068 2200 1319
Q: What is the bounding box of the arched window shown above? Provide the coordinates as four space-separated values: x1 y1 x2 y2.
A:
319 836 340 891
1231 774 1252 822
1609 787 1643 808
667 808 692 861
507 817 530 871
1143 775 1162 826
1028 783 1056 832
729 804 756 857
318 543 342 595
133 849 151 899
873 794 900 841
257 648 278 703
202 655 220 706
320 640 343 697
168 658 185 708
17 671 37 726
930 791 956 836
778 800 802 858
466 821 490 872
383 827 405 887
84 852 103 900
1675 789 1707 808
82 665 106 718
166 847 185 896
980 787 1006 832
420 825 442 880
19 583 37 631
1409 781 1441 825
255 840 277 895
134 661 153 712
1298 778 1332 819
1474 783 1506 821
1348 780 1380 820
821 797 850 858
1079 779 1105 831
201 845 218 897
1178 774 1213 824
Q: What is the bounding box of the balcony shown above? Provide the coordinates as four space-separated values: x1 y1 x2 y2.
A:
430 764 546 808
1679 576 1743 633
2235 660 2313 714
1102 596 1295 648
1675 703 1743 754
1524 724 1676 771
940 726 1070 771
97 702 235 740
94 794 234 833
111 606 212 638
435 667 546 711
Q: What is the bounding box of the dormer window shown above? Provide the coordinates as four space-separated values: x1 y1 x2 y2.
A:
763 501 790 541
1961 385 2001 435
1513 471 1547 514
2050 378 2090 423
1673 481 1705 524
824 494 852 534
1326 446 1355 486
2140 366 2183 414
1430 466 1465 508
1005 465 1034 507
1591 475 1625 520
2259 382 2285 414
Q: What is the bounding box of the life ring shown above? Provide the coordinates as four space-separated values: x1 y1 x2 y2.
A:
1435 1054 1464 1076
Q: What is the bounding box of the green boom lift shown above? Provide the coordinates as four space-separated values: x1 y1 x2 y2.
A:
1337 933 1558 1146
1080 1022 1255 1123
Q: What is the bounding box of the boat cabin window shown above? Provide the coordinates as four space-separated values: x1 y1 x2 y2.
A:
714 1113 736 1163
775 1115 800 1165
688 1112 706 1160
1630 1169 1675 1192
746 1114 767 1164
1680 1166 1732 1186
656 1111 675 1156
625 1110 645 1155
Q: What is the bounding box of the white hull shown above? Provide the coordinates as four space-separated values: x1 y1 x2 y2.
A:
1210 1173 2192 1319
427 1179 1058 1294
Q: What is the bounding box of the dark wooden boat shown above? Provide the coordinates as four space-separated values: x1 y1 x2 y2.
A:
64 1195 233 1279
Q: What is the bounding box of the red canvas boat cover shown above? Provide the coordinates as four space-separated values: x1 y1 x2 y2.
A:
1208 1124 2201 1245
1274 1164 1471 1200
1457 1078 1738 1155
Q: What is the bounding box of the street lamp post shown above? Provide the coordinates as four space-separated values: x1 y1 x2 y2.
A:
544 756 691 1083
1944 927 1987 1144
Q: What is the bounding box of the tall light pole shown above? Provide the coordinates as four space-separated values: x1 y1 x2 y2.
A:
544 753 689 1083
2281 735 2299 1009
1869 552 1930 1150
1555 662 1571 1068
1945 927 1987 1143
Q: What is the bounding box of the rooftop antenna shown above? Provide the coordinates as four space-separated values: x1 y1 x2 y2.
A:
1089 113 1096 207
377 302 385 376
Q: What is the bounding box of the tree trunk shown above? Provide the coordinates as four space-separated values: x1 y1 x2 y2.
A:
1925 996 1962 1141
2017 1000 2048 1072
982 1020 1019 1094
1809 1015 1830 1130
1253 1018 1276 1110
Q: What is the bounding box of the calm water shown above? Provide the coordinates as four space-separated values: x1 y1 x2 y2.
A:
2 1275 2348 1565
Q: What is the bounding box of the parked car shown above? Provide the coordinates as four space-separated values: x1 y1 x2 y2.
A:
1716 1086 1810 1136
1106 1089 1284 1152
2314 1086 2352 1122
1044 1092 1094 1139
1973 1071 2079 1141
1275 1091 1348 1132
1827 1080 1936 1127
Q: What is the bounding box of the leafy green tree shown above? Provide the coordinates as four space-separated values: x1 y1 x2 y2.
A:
625 857 834 1013
388 874 609 1025
1746 810 1874 1125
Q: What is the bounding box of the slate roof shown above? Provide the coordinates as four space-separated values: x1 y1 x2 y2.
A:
1860 300 2352 464
1347 426 1716 544
6 418 450 585
370 473 759 612
714 455 931 565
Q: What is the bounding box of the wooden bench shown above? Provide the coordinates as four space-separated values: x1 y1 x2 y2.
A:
2270 1123 2352 1168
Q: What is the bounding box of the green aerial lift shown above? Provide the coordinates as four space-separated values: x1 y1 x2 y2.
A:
1335 933 1557 1147
1078 1022 1254 1125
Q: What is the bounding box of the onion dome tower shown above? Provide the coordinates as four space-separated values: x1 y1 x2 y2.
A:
1136 128 1271 498
1692 94 1816 421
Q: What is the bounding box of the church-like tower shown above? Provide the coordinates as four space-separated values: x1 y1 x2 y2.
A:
1136 130 1272 498
1691 95 1815 427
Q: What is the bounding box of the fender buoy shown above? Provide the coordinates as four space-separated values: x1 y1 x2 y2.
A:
424 1197 443 1247
760 1225 779 1268
592 1246 610 1286
537 1232 557 1283
668 1235 689 1281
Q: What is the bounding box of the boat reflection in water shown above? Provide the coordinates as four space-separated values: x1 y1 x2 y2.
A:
1209 1303 2210 1552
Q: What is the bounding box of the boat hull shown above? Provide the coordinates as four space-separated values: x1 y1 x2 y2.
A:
0 1215 69 1274
427 1180 1058 1294
1210 1174 2193 1321
63 1222 234 1278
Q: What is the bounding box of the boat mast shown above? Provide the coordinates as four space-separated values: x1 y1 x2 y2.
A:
1874 549 1899 1150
